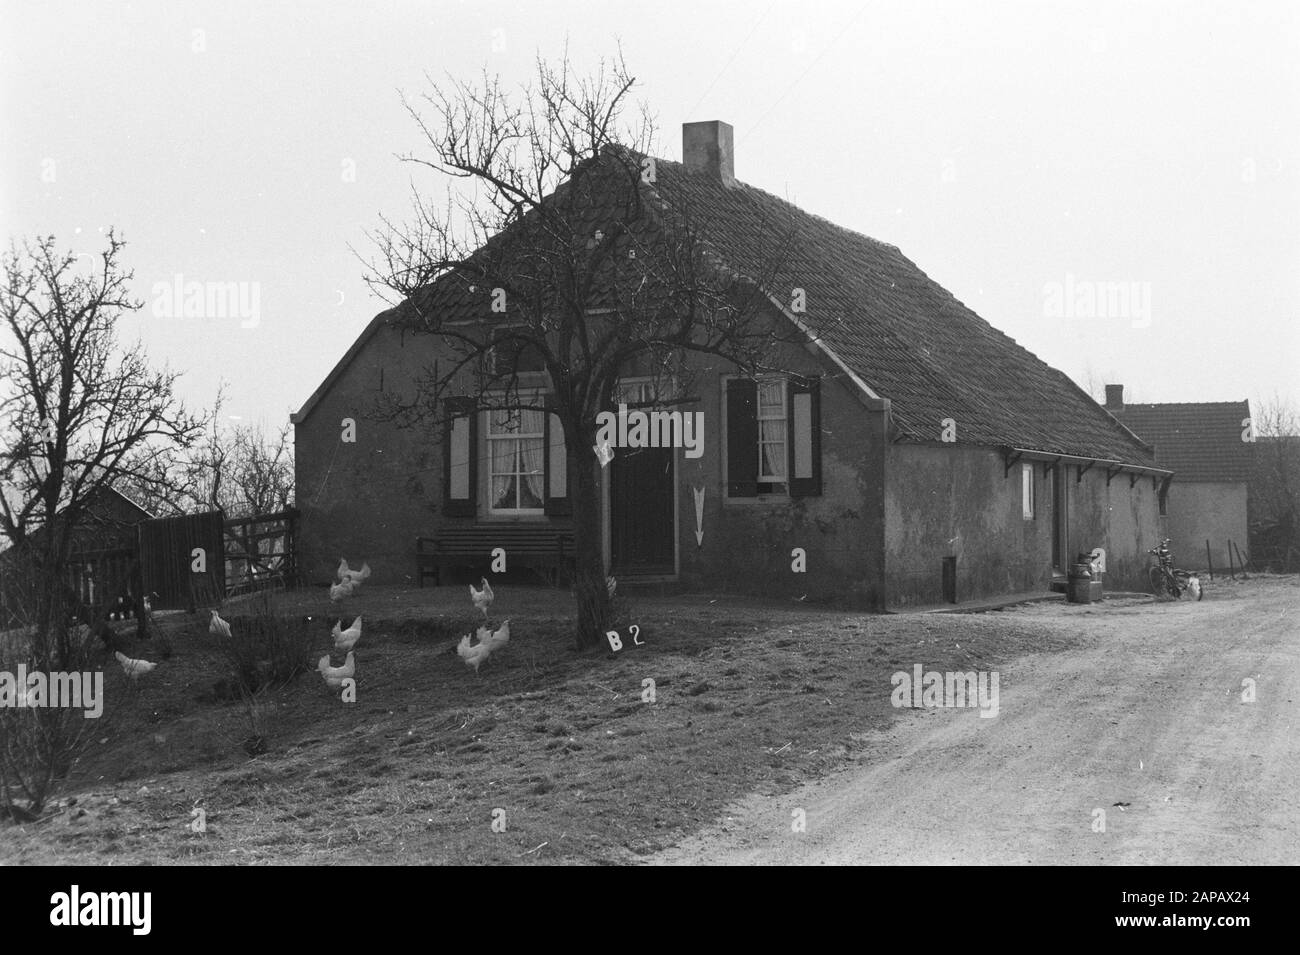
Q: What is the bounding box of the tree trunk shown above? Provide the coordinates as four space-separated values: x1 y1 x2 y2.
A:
568 446 611 649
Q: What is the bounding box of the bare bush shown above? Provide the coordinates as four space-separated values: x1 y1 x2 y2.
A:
209 589 314 754
0 592 104 822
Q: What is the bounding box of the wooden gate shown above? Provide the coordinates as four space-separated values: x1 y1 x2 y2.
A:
224 508 298 597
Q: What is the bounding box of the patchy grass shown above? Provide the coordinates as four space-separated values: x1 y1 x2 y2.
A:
0 584 1076 864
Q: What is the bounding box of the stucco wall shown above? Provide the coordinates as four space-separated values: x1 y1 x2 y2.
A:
885 445 1049 606
294 320 444 586
1163 481 1248 572
295 316 1156 607
884 445 1160 606
1067 466 1163 591
677 342 887 609
294 311 887 603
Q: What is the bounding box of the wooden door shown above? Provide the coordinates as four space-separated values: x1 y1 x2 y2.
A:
609 446 675 574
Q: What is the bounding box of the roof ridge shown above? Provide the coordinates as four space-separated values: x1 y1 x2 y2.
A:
1122 400 1251 407
649 152 903 254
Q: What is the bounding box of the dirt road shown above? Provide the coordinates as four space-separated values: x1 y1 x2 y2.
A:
649 577 1300 865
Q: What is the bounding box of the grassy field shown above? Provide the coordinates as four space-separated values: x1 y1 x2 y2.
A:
0 582 1084 864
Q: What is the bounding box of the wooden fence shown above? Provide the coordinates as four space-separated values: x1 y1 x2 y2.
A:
3 506 300 623
138 510 225 610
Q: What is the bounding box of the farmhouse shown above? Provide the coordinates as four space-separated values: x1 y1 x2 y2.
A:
1103 385 1251 572
293 121 1168 607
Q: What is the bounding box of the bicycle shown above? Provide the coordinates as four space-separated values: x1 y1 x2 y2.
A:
1147 539 1203 600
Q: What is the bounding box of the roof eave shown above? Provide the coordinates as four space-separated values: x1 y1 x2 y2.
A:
292 308 398 425
763 292 889 411
1001 445 1172 478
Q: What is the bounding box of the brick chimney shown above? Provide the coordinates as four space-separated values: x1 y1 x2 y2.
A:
1104 384 1124 411
683 121 735 187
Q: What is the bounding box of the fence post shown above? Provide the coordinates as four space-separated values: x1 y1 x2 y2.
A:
1205 539 1214 581
1227 541 1236 579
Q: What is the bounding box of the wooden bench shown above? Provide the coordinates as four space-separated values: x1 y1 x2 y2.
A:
417 525 575 587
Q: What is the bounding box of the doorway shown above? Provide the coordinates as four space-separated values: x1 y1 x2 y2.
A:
609 445 675 575
1051 464 1069 573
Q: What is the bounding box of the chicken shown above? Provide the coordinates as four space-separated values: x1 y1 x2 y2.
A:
209 610 232 638
484 618 510 652
337 559 372 585
329 578 355 602
332 615 363 652
317 651 355 688
456 631 493 675
1186 576 1202 600
456 620 510 675
469 577 494 616
114 650 157 680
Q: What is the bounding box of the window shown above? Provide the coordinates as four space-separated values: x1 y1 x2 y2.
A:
442 396 478 517
757 379 788 493
1158 482 1168 516
1021 463 1035 520
486 404 545 514
443 391 567 518
726 375 822 499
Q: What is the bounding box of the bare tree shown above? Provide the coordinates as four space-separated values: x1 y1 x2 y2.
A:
0 232 203 665
1249 395 1300 571
224 421 294 517
364 53 801 647
118 385 294 520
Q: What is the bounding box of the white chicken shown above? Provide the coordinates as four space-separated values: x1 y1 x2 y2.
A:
329 578 355 602
456 630 492 675
317 651 355 689
469 577 494 617
337 559 372 585
456 620 510 675
209 610 232 638
332 615 363 652
485 618 510 651
114 650 157 680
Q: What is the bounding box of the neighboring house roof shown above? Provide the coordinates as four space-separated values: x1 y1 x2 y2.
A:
87 485 155 523
0 485 153 562
1111 401 1252 483
297 148 1157 468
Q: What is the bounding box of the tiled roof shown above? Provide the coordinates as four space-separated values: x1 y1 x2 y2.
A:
1111 402 1252 482
334 149 1158 467
640 157 1156 464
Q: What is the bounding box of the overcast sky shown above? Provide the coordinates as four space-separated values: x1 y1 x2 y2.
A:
2 0 1297 432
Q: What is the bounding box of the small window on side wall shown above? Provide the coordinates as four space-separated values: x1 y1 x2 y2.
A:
1022 462 1035 520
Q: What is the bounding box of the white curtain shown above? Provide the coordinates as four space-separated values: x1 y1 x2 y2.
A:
761 419 787 478
490 427 515 509
519 408 545 508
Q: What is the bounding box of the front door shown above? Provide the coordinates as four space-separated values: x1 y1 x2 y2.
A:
1051 464 1069 572
609 445 675 574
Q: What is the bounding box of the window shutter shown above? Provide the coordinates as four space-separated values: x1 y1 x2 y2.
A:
443 396 477 517
726 378 758 497
543 395 570 516
788 375 822 498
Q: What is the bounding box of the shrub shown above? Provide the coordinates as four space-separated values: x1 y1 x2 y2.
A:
0 598 99 823
212 589 315 695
